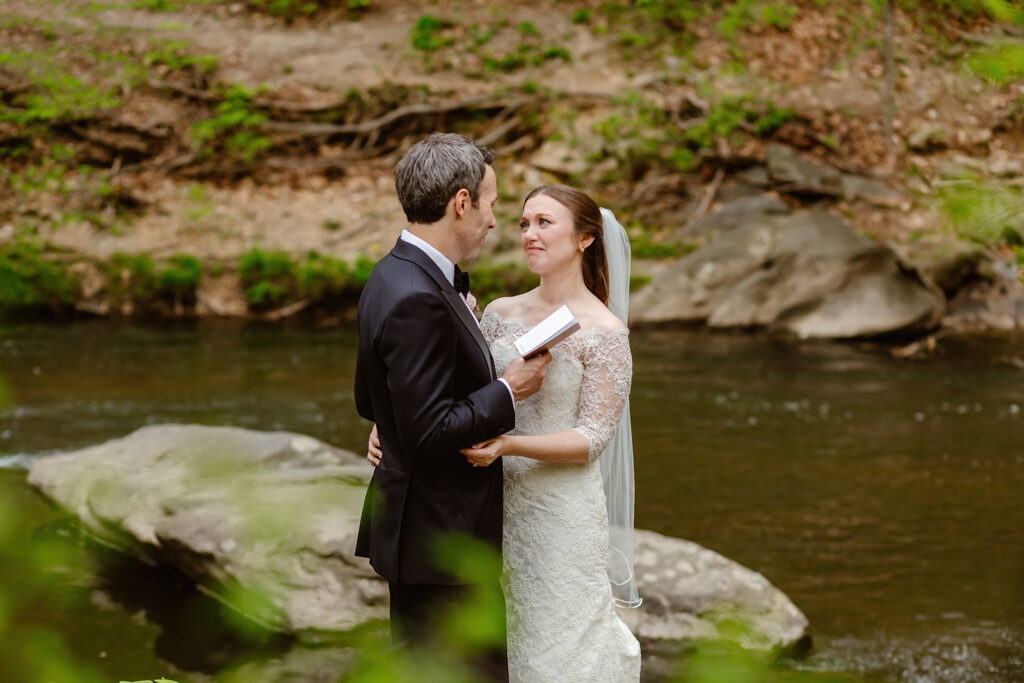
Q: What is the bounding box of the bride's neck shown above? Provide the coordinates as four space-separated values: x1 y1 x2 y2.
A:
537 261 588 307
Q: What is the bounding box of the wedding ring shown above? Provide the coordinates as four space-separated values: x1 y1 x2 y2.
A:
472 463 479 467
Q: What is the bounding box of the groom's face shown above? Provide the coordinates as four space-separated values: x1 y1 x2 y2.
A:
454 165 498 262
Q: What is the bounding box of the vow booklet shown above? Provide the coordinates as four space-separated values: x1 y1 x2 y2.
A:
513 305 581 359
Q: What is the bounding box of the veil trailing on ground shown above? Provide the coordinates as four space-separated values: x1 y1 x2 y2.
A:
599 207 641 609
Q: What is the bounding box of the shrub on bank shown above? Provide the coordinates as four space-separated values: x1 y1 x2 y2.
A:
240 248 378 313
0 241 78 313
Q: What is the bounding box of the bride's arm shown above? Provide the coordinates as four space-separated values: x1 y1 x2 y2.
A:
462 330 632 466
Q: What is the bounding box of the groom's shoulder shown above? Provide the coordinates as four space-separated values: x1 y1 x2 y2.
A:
367 250 436 291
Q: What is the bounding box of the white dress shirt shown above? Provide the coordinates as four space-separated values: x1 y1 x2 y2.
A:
400 230 515 404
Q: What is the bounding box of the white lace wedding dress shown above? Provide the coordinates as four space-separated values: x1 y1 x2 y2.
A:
481 308 642 683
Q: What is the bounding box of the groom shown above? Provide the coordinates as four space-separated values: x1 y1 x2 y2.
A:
354 133 549 674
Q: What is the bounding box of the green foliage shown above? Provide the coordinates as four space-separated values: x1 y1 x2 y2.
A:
0 51 120 125
297 251 373 304
246 0 321 19
157 254 202 306
130 0 183 10
0 490 107 682
191 85 272 163
99 252 204 311
239 248 376 311
256 0 371 16
629 274 653 291
467 262 539 307
906 0 1024 22
0 241 79 312
411 15 455 51
518 21 540 36
144 41 218 74
105 251 157 305
239 248 296 310
966 44 1024 86
686 96 795 149
715 0 799 39
2 162 72 195
571 9 593 23
628 0 702 31
592 91 792 178
940 179 1024 247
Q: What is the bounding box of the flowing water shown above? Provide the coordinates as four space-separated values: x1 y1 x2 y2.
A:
1 320 1022 682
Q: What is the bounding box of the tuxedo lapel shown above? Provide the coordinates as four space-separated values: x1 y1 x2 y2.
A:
390 238 496 381
442 288 495 380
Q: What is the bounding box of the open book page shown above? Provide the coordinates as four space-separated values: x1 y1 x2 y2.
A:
513 305 581 359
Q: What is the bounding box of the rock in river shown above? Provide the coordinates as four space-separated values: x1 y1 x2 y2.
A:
28 424 809 649
631 209 945 338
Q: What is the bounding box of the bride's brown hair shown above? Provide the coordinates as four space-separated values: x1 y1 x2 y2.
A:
523 185 609 305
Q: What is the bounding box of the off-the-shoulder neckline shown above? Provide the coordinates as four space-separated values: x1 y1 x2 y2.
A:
481 307 629 337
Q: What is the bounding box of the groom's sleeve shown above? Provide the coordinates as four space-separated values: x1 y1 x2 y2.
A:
354 357 373 422
378 290 515 462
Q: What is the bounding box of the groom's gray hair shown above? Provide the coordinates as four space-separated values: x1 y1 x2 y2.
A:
395 133 496 224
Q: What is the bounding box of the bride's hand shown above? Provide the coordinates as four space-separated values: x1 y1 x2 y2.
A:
367 424 382 466
460 436 509 467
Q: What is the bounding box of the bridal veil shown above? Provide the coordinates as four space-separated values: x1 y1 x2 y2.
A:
599 207 641 609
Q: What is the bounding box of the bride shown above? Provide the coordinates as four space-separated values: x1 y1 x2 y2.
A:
372 185 641 682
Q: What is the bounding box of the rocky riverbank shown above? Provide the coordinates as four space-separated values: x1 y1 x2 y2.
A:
2 0 1023 339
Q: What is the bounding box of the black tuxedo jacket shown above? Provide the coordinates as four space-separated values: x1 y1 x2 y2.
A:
354 237 516 586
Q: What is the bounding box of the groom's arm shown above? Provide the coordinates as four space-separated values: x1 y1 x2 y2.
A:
378 290 515 462
354 356 374 422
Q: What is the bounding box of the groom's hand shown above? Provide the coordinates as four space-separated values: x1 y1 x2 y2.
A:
501 351 552 402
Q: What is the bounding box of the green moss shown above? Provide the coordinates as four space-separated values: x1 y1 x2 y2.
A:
411 15 455 52
104 252 158 305
940 180 1024 247
467 262 539 308
592 91 793 178
239 248 296 310
966 44 1024 86
0 241 79 312
191 85 272 163
0 51 121 126
144 40 219 74
158 254 202 306
239 249 377 312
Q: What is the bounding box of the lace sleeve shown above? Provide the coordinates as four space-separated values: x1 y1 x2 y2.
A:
573 329 632 462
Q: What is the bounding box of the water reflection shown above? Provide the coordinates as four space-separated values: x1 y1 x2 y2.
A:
1 321 1023 681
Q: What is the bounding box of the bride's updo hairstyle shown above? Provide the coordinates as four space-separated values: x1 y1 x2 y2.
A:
524 185 609 305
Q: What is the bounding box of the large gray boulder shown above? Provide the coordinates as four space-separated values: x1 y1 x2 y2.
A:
28 424 809 650
620 530 808 649
630 210 945 338
29 424 386 632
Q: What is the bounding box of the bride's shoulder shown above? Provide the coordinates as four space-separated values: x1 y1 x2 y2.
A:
483 291 535 320
576 301 627 334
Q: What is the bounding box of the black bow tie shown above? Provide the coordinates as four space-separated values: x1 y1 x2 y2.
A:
453 266 470 297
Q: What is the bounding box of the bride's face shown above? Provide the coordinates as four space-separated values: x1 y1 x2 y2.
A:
520 194 586 276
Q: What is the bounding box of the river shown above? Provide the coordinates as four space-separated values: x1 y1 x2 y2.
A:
1 320 1022 682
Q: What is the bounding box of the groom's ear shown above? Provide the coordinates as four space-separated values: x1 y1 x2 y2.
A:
452 188 471 218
